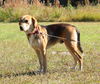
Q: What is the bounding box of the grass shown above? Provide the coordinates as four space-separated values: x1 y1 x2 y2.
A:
0 5 100 22
0 22 100 84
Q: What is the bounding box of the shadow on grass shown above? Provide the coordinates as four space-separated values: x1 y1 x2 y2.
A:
0 71 36 78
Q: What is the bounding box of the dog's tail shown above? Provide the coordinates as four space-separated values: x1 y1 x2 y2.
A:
76 29 83 54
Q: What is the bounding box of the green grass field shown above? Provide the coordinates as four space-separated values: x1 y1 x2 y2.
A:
0 22 100 84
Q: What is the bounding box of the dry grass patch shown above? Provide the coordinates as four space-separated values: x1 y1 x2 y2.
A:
0 22 100 84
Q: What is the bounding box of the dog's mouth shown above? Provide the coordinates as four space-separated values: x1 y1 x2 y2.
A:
20 26 23 31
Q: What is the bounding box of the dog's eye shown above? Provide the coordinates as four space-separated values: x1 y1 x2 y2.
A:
19 19 28 23
19 19 23 22
24 20 28 23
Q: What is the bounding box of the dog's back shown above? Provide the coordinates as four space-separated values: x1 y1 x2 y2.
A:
44 23 83 53
45 24 74 45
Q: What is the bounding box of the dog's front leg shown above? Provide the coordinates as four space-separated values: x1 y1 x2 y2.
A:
35 49 47 74
41 49 47 73
35 50 44 73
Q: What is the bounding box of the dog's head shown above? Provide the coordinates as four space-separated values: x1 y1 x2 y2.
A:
19 15 37 32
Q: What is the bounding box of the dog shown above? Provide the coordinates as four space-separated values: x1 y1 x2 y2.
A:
19 15 83 74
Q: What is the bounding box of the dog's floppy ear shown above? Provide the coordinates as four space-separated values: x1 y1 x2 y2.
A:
31 17 38 28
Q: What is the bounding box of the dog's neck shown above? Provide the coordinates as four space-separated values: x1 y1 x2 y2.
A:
25 24 40 36
25 24 34 34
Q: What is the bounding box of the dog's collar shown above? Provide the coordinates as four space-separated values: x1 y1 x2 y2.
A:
27 29 38 36
27 26 42 36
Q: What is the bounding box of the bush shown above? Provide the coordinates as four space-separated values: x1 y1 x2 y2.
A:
0 5 100 22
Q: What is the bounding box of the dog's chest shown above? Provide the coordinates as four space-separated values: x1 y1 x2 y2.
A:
28 35 42 49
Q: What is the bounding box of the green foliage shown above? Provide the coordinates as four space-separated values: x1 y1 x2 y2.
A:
0 8 21 22
0 5 100 22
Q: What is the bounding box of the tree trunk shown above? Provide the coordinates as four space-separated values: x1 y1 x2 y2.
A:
53 0 60 7
45 0 50 5
84 0 90 5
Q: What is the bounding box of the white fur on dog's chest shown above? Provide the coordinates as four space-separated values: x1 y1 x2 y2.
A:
28 35 42 49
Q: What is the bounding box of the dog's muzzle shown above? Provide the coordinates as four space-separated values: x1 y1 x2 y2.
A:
20 26 23 31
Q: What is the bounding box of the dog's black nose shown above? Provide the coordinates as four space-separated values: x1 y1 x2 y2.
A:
20 26 23 31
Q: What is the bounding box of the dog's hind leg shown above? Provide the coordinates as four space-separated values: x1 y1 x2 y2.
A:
65 41 83 71
68 49 78 70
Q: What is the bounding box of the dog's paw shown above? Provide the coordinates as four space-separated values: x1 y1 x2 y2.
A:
34 70 46 75
70 67 76 71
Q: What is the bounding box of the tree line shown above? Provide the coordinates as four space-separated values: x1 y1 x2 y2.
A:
0 0 100 7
